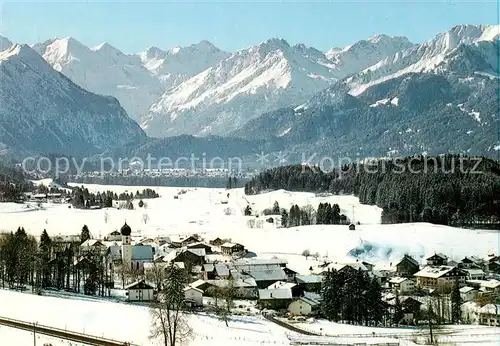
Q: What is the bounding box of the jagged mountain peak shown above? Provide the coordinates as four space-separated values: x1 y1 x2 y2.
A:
347 24 500 96
0 44 48 69
0 35 13 51
0 42 146 156
92 42 124 55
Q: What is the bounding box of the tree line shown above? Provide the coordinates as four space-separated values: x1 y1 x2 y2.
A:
321 268 384 325
71 186 159 209
0 225 110 296
245 155 500 227
259 201 349 227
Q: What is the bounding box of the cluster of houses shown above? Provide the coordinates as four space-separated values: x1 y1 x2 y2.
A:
379 253 500 326
79 225 499 327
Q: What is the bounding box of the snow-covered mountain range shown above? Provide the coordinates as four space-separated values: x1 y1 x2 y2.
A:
32 37 165 122
20 33 416 137
139 40 230 90
1 24 498 159
0 44 146 156
234 24 500 158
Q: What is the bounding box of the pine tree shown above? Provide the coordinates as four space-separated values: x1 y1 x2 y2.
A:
39 229 52 288
272 201 280 214
451 280 462 324
281 209 289 228
394 292 404 325
80 225 91 244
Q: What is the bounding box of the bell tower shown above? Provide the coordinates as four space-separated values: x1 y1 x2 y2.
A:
120 222 132 269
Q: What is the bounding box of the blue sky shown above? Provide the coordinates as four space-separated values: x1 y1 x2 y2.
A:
0 1 497 53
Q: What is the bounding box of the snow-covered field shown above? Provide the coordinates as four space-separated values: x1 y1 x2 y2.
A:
0 182 499 345
0 289 292 346
0 183 497 269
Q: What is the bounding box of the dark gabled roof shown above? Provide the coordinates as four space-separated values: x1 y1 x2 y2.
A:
397 254 419 267
461 257 474 263
427 253 447 260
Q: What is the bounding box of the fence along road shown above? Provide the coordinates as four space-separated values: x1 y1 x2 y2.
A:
0 315 137 346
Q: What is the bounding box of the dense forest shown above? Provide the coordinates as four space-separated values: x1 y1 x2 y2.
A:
0 226 111 296
71 186 159 209
0 165 33 202
245 155 500 226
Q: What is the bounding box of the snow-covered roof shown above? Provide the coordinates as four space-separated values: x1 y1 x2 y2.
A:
267 281 297 290
295 275 323 284
459 286 476 293
389 277 413 284
258 288 292 300
125 280 155 290
479 304 500 315
298 296 321 307
463 268 485 276
221 242 243 248
234 258 287 266
215 263 230 276
482 279 500 289
80 239 105 248
324 262 368 272
414 265 459 278
248 269 287 282
184 286 203 294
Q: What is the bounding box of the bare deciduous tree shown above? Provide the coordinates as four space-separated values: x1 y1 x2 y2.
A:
149 263 192 346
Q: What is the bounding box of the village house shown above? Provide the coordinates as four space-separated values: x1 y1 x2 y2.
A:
396 255 420 277
388 277 416 294
295 275 323 293
242 266 288 289
283 267 298 282
487 256 500 274
220 242 245 255
214 263 231 278
466 279 500 295
459 286 478 302
258 288 293 310
104 230 122 242
166 248 206 268
426 253 448 266
184 286 203 307
414 266 467 292
478 304 500 326
187 242 213 254
384 295 422 325
125 280 155 302
288 292 322 316
209 237 225 247
170 235 201 248
80 239 107 254
463 268 485 280
267 281 301 298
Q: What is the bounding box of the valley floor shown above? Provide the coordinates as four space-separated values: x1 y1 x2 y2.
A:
0 183 498 345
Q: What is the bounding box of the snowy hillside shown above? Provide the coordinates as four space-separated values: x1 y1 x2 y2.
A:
326 34 415 77
347 24 500 95
0 44 147 156
0 185 496 270
138 40 230 90
141 39 340 137
36 37 165 122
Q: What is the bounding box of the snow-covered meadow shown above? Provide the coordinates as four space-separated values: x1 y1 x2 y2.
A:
0 289 293 346
0 183 497 269
0 182 499 345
